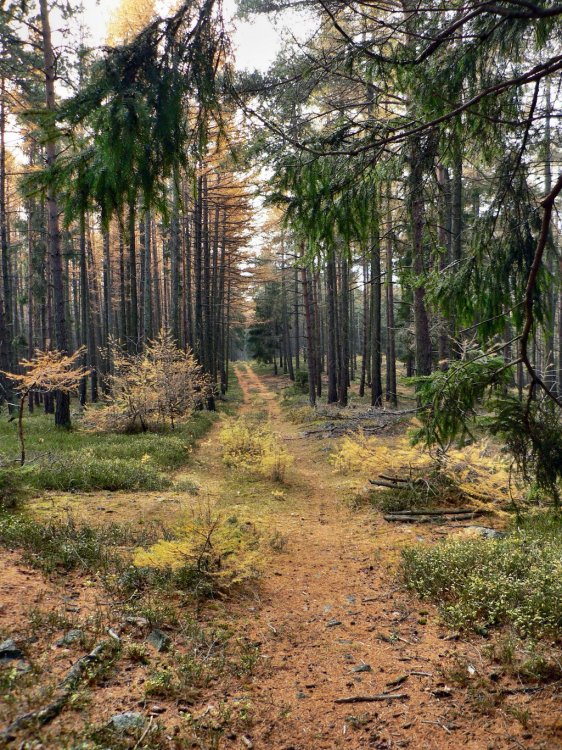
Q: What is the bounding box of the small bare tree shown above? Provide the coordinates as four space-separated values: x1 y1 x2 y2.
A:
2 348 86 465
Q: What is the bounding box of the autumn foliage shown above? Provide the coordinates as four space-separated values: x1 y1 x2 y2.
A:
87 330 213 433
2 349 86 465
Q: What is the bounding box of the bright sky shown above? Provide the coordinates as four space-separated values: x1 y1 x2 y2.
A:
80 0 288 72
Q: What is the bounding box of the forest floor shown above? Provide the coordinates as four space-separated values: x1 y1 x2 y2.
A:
0 363 561 750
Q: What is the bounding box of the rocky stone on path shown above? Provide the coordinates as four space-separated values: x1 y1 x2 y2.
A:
109 711 146 732
326 618 342 628
124 616 149 628
0 638 24 662
146 629 171 652
352 663 372 673
56 629 84 647
462 526 505 540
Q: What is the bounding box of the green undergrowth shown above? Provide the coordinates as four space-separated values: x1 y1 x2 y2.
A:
0 403 219 497
402 513 562 639
0 513 168 576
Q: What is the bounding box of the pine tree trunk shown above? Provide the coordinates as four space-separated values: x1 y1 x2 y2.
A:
300 252 316 407
40 0 70 426
359 255 369 398
370 224 383 407
436 164 452 366
385 199 397 406
409 137 432 378
170 179 181 344
0 80 14 407
338 257 349 407
326 251 338 403
128 198 138 350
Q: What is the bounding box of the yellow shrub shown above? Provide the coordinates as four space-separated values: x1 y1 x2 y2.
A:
219 418 263 469
134 507 263 590
259 435 293 482
286 405 317 424
330 430 511 503
219 417 293 482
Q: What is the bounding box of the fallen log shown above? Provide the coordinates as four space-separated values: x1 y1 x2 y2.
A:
0 639 118 742
379 474 412 484
389 508 486 517
383 512 479 523
334 693 409 704
370 479 412 489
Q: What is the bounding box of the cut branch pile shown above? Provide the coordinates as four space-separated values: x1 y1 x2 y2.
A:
304 412 409 438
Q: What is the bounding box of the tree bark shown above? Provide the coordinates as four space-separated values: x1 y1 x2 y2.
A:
409 136 432 378
40 0 70 426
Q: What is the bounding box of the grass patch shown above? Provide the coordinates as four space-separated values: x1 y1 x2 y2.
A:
0 409 216 494
402 513 562 638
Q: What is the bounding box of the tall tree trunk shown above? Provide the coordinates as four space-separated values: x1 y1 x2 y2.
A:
0 79 13 408
294 266 300 371
101 226 112 386
313 264 322 396
326 251 338 403
300 251 316 407
543 79 557 393
142 211 153 342
409 136 432 378
79 212 88 406
40 0 70 426
370 222 383 407
385 198 397 406
359 254 369 398
338 257 349 407
436 164 452 366
128 197 138 350
281 243 295 381
194 174 204 365
117 224 126 342
170 180 181 344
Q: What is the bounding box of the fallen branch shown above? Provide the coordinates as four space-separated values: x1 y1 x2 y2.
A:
383 512 479 523
387 508 485 516
334 693 409 704
0 639 118 742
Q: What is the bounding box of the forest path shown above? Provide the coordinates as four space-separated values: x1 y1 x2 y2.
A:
213 364 552 750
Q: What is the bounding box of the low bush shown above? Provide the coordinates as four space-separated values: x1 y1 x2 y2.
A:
219 417 293 482
0 513 121 573
87 330 213 433
331 430 511 505
402 513 562 638
133 507 263 595
0 513 172 574
285 405 317 425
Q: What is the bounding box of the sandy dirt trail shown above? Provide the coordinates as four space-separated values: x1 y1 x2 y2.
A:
1 364 559 750
219 363 560 750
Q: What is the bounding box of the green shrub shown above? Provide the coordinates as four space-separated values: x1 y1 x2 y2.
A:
0 514 166 574
402 514 562 638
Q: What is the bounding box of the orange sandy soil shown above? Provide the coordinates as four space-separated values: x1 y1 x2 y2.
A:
0 364 560 750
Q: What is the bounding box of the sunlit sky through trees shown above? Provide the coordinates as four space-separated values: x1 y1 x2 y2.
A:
79 0 299 72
